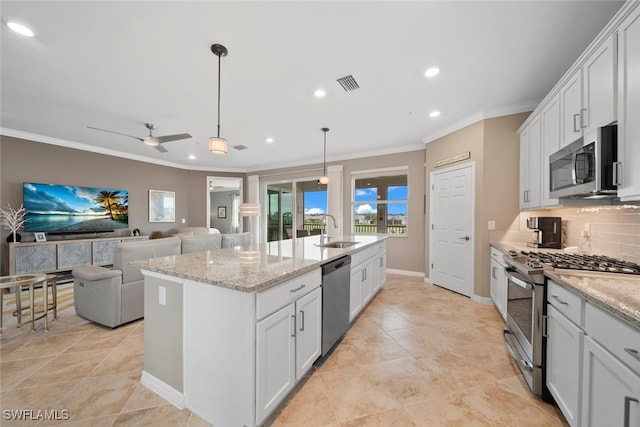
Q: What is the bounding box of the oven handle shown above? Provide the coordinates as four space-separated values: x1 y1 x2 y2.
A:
506 272 533 290
503 328 534 371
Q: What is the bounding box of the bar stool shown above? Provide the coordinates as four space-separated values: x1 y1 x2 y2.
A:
0 273 47 333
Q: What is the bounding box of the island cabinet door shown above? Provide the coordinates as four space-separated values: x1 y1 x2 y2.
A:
295 287 322 379
256 303 296 425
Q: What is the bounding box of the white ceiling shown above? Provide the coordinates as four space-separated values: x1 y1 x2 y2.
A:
0 1 624 173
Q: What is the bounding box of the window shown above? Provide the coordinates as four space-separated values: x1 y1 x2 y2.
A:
352 168 408 236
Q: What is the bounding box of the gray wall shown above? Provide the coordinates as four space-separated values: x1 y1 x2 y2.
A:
0 136 245 272
209 190 239 233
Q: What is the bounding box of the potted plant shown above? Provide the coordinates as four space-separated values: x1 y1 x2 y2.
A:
0 204 27 243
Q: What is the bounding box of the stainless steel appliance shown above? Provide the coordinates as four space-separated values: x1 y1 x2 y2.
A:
549 124 618 199
320 255 351 357
503 249 640 399
526 217 562 249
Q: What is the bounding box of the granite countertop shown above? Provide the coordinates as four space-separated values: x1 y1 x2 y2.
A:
135 234 387 293
490 242 640 330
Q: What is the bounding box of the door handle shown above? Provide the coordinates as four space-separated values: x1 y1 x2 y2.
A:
573 113 581 133
299 310 305 331
624 348 640 362
613 162 623 186
624 396 638 427
580 108 587 128
291 314 296 338
459 236 470 241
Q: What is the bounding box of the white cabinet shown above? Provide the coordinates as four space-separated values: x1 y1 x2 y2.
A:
294 287 322 378
256 271 322 424
559 34 616 149
349 242 386 322
541 94 561 207
582 336 640 427
519 115 542 210
560 70 584 147
489 248 507 320
546 303 584 427
583 34 617 131
256 286 322 423
617 5 640 202
256 303 296 423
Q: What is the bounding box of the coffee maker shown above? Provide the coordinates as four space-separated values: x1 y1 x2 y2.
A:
526 217 562 249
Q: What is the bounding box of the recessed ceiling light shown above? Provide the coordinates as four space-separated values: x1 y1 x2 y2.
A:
188 154 196 160
314 89 327 98
7 22 34 37
429 111 441 118
265 137 274 143
424 67 440 78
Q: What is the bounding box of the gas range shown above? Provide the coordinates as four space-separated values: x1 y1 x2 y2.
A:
504 249 640 277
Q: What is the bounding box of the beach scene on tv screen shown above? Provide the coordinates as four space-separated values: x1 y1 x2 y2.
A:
23 183 128 232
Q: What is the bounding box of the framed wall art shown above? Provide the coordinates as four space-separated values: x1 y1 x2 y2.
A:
217 206 227 219
149 190 175 223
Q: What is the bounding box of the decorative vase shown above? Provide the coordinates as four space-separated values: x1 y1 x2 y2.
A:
6 232 21 243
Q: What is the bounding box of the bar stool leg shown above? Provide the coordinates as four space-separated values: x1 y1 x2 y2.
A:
43 279 48 332
15 285 22 328
29 284 35 332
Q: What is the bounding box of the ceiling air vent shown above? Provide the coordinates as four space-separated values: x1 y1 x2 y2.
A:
336 75 360 92
233 145 248 151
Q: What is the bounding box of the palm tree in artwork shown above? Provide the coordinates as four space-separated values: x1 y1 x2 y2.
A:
93 191 122 220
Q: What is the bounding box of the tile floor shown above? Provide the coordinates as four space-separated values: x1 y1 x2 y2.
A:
0 274 569 426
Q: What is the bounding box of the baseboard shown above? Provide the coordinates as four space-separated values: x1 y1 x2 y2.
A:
471 295 494 305
386 269 424 277
141 370 185 409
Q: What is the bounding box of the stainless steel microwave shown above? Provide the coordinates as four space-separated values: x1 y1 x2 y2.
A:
549 125 617 199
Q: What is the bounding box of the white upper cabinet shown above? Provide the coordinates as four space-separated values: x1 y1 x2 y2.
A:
541 94 561 207
617 4 640 201
583 34 617 131
560 34 617 149
560 70 584 148
520 115 542 210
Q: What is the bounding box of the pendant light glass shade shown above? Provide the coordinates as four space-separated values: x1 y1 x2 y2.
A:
240 202 260 217
319 127 329 185
208 136 227 155
210 43 228 156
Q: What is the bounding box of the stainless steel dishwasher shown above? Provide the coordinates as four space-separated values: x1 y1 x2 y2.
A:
321 255 351 357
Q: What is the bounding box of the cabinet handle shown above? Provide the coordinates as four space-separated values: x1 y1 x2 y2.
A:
573 113 581 133
299 310 305 331
552 295 569 305
291 314 296 338
613 162 623 186
624 348 640 362
580 108 587 128
492 266 497 280
290 284 306 293
625 396 639 427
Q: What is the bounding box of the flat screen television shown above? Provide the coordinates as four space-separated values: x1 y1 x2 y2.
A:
23 182 128 234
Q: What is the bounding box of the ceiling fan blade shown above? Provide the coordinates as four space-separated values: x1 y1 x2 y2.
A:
153 133 192 143
154 144 168 153
87 126 144 142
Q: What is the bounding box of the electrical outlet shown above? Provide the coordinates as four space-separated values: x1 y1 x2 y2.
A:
159 286 166 306
181 218 186 224
488 221 496 230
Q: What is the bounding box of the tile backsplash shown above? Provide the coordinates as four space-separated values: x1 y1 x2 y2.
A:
492 204 640 264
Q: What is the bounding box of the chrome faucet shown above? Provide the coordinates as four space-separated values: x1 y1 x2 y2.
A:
321 214 338 243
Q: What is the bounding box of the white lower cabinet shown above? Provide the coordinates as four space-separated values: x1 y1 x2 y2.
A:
545 280 640 427
256 286 322 425
581 336 640 427
546 304 584 427
349 242 386 322
489 247 507 320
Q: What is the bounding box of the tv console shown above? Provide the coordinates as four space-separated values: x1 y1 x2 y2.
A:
2 235 148 282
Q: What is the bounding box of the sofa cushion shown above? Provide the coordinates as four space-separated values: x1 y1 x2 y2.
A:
181 233 223 253
178 227 220 235
73 265 122 281
221 232 253 248
114 237 182 284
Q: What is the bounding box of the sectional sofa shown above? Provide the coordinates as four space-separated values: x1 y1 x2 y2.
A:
72 228 252 328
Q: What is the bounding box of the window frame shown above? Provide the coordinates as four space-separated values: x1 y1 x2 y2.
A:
351 166 409 237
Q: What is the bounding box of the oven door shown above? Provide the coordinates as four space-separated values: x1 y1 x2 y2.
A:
503 268 546 396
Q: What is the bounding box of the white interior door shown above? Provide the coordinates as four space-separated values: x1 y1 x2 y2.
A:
429 163 474 297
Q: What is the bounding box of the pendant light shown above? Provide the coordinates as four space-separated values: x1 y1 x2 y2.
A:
209 43 228 155
319 127 329 185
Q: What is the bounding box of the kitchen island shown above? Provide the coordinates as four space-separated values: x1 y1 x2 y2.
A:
134 234 387 427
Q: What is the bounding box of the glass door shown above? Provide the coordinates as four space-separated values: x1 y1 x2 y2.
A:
267 183 293 242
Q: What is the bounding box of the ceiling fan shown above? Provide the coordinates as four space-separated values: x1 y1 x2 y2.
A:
87 123 192 153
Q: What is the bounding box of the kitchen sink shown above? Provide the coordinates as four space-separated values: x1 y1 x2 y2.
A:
316 241 359 248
